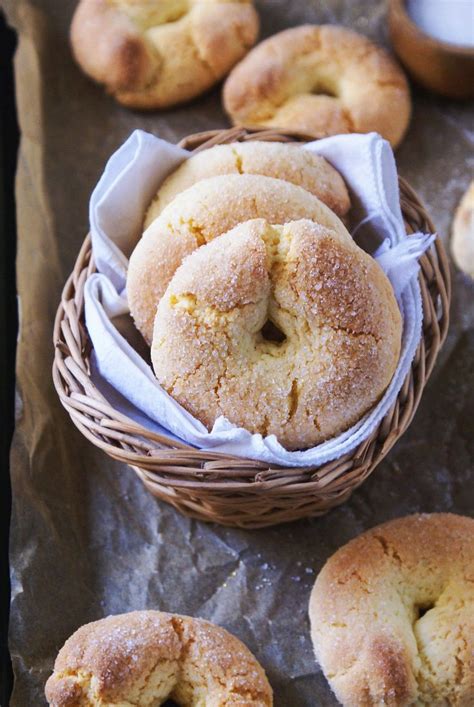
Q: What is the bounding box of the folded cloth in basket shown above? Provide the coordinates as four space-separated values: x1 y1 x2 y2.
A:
84 130 434 467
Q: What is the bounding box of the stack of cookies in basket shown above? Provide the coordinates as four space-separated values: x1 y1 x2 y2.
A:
127 140 402 451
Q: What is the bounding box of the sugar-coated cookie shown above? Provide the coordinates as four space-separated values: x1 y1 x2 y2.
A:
224 25 411 147
146 140 350 225
45 610 273 706
152 218 401 449
71 0 259 108
309 514 474 706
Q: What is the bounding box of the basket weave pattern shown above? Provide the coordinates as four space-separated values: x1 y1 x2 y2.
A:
52 128 451 528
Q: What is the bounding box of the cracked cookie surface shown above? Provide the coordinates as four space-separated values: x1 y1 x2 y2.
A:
128 173 353 344
151 218 401 450
309 513 474 706
223 25 411 148
70 0 259 109
45 610 273 706
145 141 351 224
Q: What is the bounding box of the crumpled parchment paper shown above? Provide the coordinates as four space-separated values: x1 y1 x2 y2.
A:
3 0 473 704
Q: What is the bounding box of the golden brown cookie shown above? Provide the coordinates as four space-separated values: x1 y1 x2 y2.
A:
223 25 411 148
309 513 474 706
451 181 474 279
45 610 273 706
152 218 401 449
146 141 351 224
129 173 353 343
71 0 259 109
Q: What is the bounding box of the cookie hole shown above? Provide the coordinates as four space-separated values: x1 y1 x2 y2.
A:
311 85 338 98
163 701 181 707
416 602 434 619
260 320 287 344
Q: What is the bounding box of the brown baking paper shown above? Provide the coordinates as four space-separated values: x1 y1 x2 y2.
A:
3 0 474 704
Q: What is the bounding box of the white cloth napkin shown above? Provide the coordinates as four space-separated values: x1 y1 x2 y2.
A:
84 130 434 467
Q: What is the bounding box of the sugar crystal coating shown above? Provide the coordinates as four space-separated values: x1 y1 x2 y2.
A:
223 24 411 148
71 0 259 109
309 514 474 706
45 610 273 706
152 218 402 450
145 140 350 225
128 173 353 343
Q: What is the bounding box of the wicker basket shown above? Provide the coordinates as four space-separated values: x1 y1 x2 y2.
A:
52 127 451 529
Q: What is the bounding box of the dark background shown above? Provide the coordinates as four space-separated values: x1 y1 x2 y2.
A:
0 11 18 706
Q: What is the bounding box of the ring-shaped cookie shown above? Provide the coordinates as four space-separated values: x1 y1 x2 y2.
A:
223 25 411 147
128 173 353 343
152 218 401 449
45 610 273 706
309 513 474 706
145 140 350 224
71 0 259 108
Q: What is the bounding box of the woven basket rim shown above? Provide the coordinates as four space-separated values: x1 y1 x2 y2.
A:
52 127 451 528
